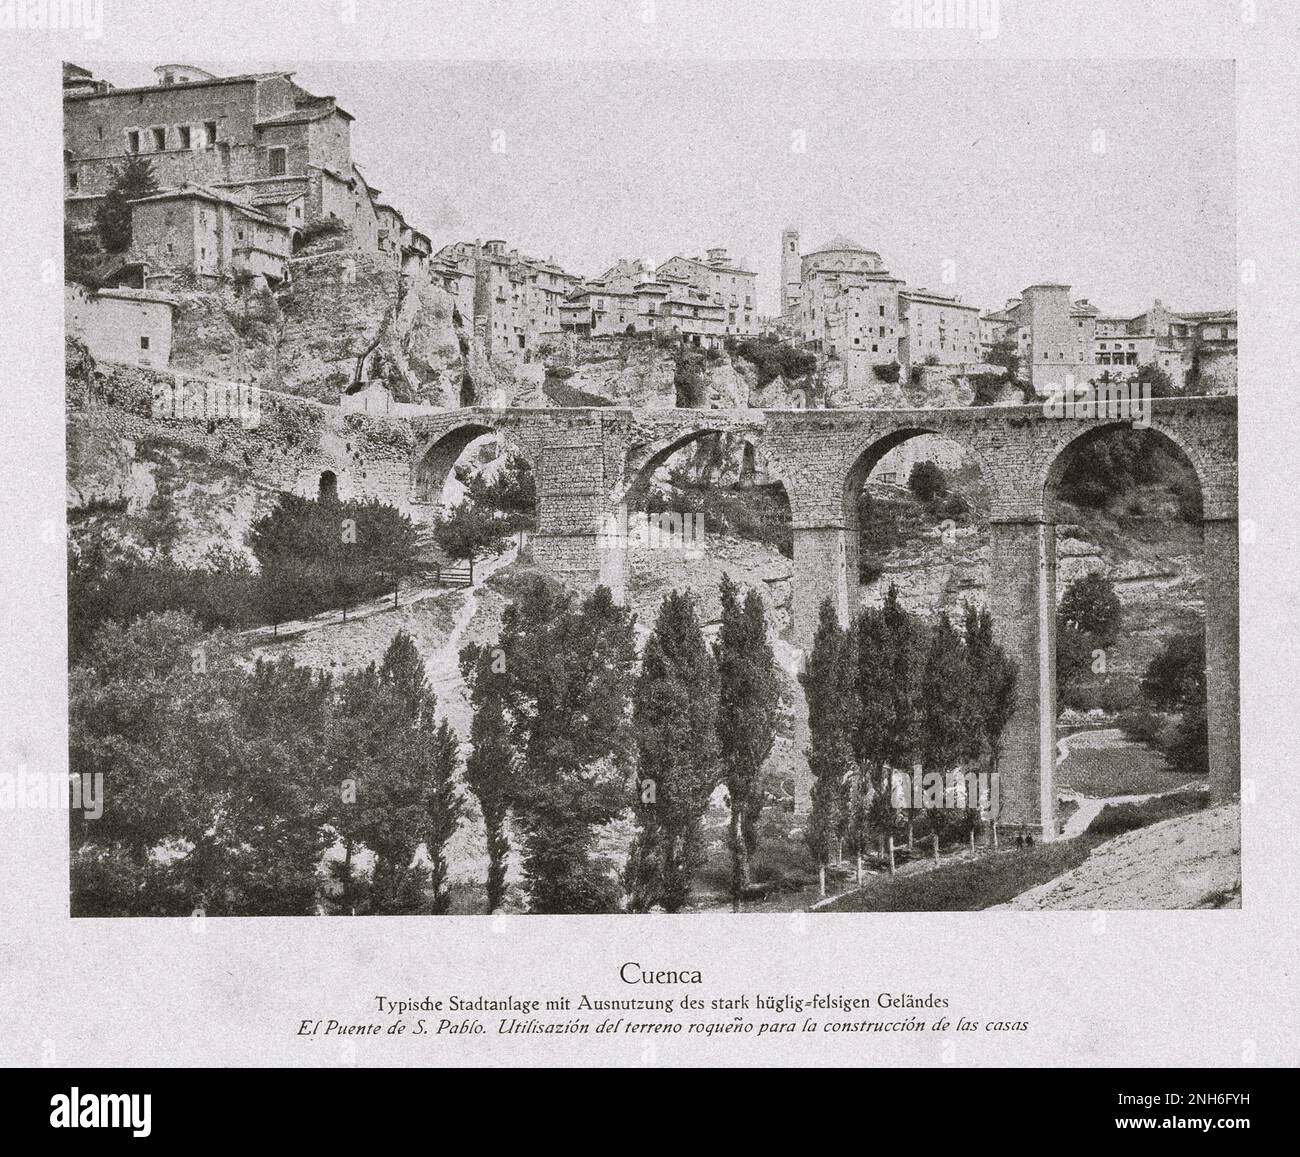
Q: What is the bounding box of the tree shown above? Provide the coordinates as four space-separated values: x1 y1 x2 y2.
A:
963 604 1018 823
93 156 159 254
1141 630 1205 710
626 591 719 912
854 585 925 843
1137 360 1176 399
249 493 425 628
1059 572 1122 645
987 335 1021 382
800 600 858 896
328 632 461 914
466 454 536 543
460 641 516 912
492 578 637 913
907 461 947 504
1057 572 1122 705
70 612 337 916
431 500 508 582
918 614 978 839
714 574 781 910
1139 629 1208 779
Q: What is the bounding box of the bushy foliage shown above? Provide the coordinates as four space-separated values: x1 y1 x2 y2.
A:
732 336 817 387
480 579 638 913
93 156 158 254
626 591 719 912
715 575 781 907
907 461 947 503
250 493 426 628
70 616 460 916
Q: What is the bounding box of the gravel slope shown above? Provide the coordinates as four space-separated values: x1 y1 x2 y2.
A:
996 804 1241 910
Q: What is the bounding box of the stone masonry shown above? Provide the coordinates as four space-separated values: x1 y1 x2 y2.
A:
84 358 1238 842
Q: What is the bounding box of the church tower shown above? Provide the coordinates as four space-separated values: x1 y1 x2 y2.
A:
780 225 801 318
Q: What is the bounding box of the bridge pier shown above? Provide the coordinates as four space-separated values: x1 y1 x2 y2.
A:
987 519 1058 842
790 524 853 649
789 524 854 816
1202 517 1240 802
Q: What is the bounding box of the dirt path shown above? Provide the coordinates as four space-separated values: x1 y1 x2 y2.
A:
427 544 517 725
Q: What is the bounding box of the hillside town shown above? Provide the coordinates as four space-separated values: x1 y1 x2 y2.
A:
61 59 1239 921
63 61 1235 405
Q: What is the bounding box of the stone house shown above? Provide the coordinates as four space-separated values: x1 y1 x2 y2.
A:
128 184 292 286
65 283 177 367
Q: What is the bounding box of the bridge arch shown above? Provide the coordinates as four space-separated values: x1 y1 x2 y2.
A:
603 423 796 604
1040 419 1213 523
410 418 537 511
783 424 998 635
1038 419 1235 807
616 423 793 510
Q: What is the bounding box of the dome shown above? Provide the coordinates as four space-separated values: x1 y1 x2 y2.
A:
813 235 869 253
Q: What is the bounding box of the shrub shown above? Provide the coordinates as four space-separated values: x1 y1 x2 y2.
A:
872 361 902 383
732 337 816 387
1086 789 1208 838
1117 706 1167 748
908 461 947 503
967 372 1003 406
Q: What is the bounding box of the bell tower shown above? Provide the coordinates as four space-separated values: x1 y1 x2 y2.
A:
780 225 801 318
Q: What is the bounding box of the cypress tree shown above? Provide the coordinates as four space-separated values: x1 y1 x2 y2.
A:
800 599 858 897
714 575 781 910
627 591 719 912
460 641 515 912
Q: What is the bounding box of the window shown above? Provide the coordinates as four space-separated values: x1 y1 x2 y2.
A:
179 125 191 149
871 344 878 353
879 305 885 316
126 130 140 154
267 147 287 176
204 121 218 146
67 170 78 191
139 336 150 350
151 127 166 151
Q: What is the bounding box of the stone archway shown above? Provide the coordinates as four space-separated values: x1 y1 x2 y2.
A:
605 424 794 604
1038 421 1236 807
783 424 997 650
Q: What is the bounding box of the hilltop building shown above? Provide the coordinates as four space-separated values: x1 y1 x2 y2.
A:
433 239 582 360
982 288 1237 394
127 183 292 287
63 61 431 281
786 231 979 377
654 248 759 337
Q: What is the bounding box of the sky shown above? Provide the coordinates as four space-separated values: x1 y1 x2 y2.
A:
99 59 1236 317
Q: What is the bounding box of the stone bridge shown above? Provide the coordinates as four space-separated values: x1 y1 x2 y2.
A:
395 397 1238 840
